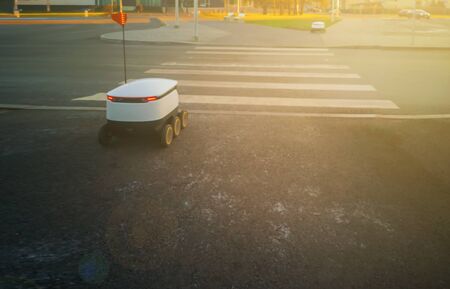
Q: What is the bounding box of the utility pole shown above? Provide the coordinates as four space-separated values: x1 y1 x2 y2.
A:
336 0 340 18
175 0 180 28
46 0 50 12
193 0 199 41
237 0 240 15
13 0 19 16
111 0 114 13
331 0 335 22
225 0 229 14
411 0 416 45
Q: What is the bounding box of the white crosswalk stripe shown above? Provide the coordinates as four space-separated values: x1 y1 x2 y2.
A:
72 93 397 109
74 93 105 101
145 69 360 79
187 51 334 56
161 62 349 70
195 46 329 52
178 80 376 92
181 95 398 109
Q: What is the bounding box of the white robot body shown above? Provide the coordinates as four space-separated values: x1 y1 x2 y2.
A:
106 78 179 123
99 78 188 147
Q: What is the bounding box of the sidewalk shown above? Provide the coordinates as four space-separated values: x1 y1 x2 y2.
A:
102 21 230 44
325 18 450 48
101 17 450 48
101 20 324 47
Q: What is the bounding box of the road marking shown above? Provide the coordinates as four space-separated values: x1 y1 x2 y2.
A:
190 110 450 119
178 80 376 92
187 51 334 56
73 93 106 101
181 95 398 109
0 103 105 111
161 62 349 70
2 103 449 119
73 93 394 109
146 69 360 79
195 46 329 52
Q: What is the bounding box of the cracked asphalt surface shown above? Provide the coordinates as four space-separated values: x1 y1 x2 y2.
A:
1 21 450 289
1 109 449 288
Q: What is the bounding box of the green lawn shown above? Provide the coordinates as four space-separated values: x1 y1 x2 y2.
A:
246 17 340 31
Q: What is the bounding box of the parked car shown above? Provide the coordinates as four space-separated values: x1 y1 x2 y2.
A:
311 21 326 33
399 9 431 19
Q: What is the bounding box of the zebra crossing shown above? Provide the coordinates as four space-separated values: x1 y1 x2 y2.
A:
145 69 361 79
73 46 399 111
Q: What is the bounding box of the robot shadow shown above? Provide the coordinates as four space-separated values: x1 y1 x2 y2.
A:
98 130 166 151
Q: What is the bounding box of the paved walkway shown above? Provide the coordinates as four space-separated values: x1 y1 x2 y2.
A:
101 20 324 47
101 17 450 48
325 18 450 48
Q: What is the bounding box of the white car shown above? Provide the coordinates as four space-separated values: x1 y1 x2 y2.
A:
399 9 431 19
311 21 326 33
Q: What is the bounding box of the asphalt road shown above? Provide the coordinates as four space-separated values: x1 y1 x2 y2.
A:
0 24 450 289
0 24 449 114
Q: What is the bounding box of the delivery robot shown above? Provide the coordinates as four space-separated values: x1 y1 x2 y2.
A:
98 78 188 147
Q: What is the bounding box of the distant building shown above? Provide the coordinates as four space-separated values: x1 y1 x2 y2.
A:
14 0 223 11
18 0 97 6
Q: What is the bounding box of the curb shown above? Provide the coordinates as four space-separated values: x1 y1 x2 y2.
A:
100 34 450 50
100 35 203 46
326 45 450 50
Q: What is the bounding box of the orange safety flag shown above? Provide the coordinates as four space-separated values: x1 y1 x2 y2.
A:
112 12 127 26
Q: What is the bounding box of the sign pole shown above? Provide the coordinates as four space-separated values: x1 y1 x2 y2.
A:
122 24 127 84
119 0 127 84
112 1 128 84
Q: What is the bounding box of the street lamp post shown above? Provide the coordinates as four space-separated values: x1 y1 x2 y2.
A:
13 0 19 16
194 0 199 41
336 0 340 18
411 0 416 45
331 0 335 22
175 0 180 28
